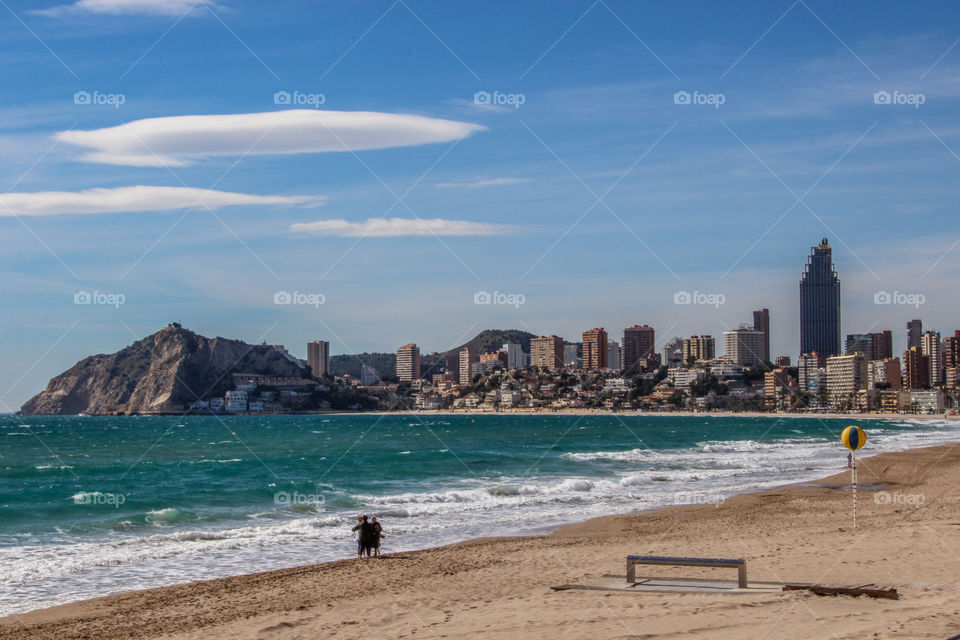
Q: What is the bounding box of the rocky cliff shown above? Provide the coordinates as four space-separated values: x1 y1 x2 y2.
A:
20 324 308 415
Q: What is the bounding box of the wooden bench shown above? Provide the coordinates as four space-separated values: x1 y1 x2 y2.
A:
626 555 747 588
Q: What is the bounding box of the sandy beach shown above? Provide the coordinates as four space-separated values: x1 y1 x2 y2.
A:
4 442 960 639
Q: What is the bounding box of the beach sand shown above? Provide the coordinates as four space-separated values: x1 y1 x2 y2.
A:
4 443 960 639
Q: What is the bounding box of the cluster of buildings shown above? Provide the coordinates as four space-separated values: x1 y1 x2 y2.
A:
388 238 958 414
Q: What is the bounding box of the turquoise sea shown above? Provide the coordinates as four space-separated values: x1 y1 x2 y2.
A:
1 413 957 616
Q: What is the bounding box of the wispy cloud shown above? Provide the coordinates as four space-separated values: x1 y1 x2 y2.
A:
57 110 487 167
0 186 323 217
35 0 219 17
434 177 532 189
289 217 516 237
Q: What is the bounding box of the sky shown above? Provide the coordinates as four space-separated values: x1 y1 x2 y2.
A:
1 0 959 410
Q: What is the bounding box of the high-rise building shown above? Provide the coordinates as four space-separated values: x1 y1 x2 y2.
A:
530 336 563 370
907 319 923 351
870 330 894 361
944 331 960 369
868 358 901 391
480 351 508 368
396 343 421 382
564 344 580 368
661 336 683 369
623 325 656 373
826 353 867 408
360 365 379 386
582 328 608 370
501 343 525 370
903 346 929 390
753 308 770 363
921 331 944 386
682 335 715 364
764 368 793 410
845 334 873 360
307 340 329 378
775 356 791 368
799 238 841 357
723 326 766 367
459 347 476 384
607 340 622 371
798 352 825 392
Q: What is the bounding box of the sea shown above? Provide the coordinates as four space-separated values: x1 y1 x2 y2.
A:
1 413 957 616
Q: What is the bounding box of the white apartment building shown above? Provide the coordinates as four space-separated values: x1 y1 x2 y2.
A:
722 326 766 367
225 390 248 412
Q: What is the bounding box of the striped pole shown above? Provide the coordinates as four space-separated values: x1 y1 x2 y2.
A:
852 451 857 529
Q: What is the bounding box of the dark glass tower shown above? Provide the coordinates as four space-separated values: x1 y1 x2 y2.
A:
799 238 841 356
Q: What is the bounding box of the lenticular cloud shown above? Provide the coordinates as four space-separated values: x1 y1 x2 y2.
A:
56 110 486 167
0 186 323 217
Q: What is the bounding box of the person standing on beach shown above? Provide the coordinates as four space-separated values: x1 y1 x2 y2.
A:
351 515 375 558
371 516 383 557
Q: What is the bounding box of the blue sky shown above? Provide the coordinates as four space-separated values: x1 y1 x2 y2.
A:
2 0 960 409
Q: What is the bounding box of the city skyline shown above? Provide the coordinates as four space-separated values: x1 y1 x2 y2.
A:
3 1 960 409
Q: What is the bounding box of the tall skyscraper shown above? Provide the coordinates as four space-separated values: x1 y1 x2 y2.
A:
623 325 656 373
870 330 894 361
501 343 524 370
799 238 841 357
907 319 923 351
582 328 608 370
682 335 715 364
459 347 475 384
723 326 766 367
307 340 329 378
903 346 929 390
530 336 563 370
753 308 770 363
921 330 944 386
607 340 621 371
396 343 421 382
845 334 873 360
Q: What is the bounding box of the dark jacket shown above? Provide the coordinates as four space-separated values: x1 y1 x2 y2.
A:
352 521 375 544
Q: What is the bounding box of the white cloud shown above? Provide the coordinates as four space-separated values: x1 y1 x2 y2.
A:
0 186 323 217
289 217 516 237
36 0 217 16
57 110 487 167
434 177 532 189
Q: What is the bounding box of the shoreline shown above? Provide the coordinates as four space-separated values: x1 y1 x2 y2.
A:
5 440 960 639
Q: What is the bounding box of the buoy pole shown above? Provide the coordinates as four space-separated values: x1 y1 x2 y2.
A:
852 451 857 529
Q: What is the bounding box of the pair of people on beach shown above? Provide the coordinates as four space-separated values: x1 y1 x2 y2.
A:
351 515 383 558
